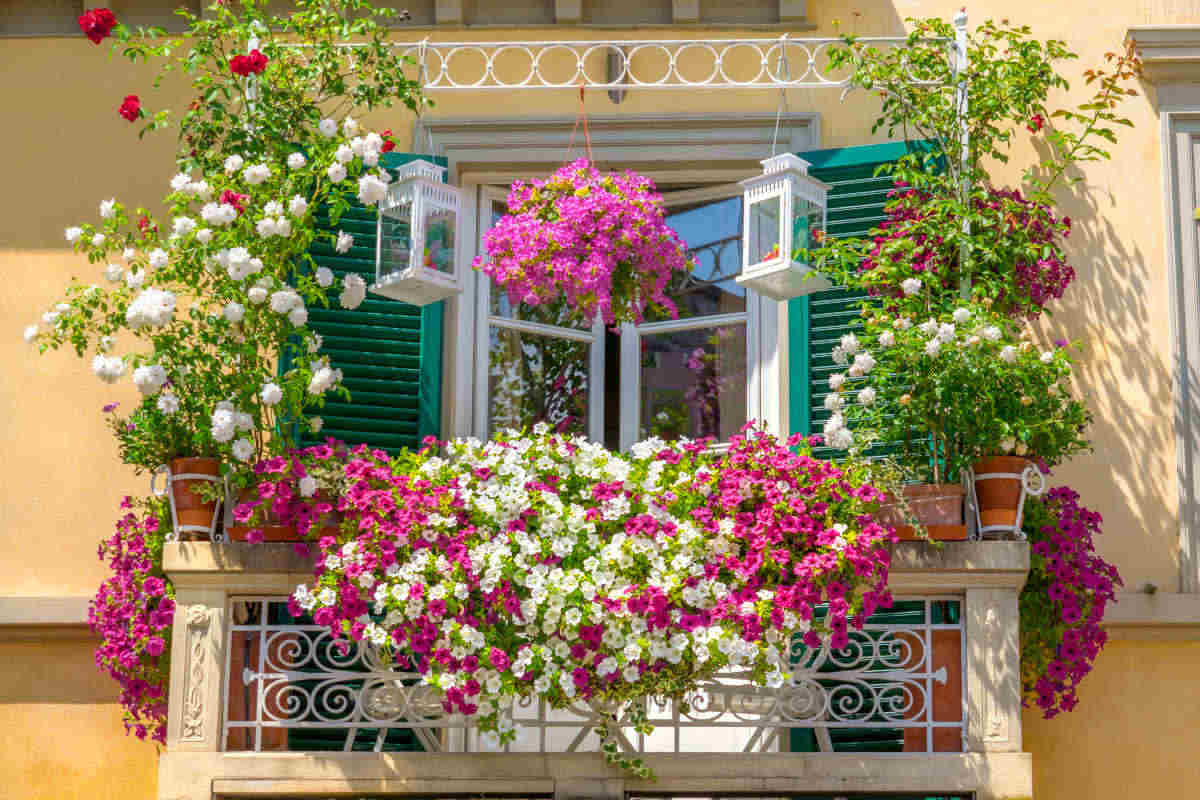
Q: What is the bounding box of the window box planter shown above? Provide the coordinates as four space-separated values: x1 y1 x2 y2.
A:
878 483 967 541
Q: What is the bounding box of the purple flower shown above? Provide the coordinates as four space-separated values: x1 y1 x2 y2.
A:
103 402 119 413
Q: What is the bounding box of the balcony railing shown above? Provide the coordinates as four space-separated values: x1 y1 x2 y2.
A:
159 541 1031 800
223 596 965 755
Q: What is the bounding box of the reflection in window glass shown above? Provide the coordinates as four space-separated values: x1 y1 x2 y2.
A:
640 323 747 442
489 328 589 436
748 193 781 265
647 196 746 322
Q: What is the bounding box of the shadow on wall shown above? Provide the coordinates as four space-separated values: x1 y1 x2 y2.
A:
1027 144 1176 589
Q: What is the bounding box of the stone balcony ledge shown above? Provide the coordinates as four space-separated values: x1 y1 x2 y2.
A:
165 539 1029 595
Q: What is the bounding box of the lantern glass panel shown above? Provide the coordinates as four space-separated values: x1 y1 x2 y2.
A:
747 193 782 267
422 204 456 275
791 191 823 254
379 200 414 278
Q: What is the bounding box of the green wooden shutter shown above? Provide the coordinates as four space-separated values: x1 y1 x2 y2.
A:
787 142 921 458
305 152 446 452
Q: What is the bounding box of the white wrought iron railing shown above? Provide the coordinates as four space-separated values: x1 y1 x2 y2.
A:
222 596 965 754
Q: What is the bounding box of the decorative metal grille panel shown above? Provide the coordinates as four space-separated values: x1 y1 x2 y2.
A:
223 597 964 754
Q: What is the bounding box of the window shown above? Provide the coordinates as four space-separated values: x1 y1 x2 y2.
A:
472 181 770 450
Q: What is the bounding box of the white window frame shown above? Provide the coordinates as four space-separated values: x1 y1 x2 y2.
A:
472 186 607 442
470 182 780 450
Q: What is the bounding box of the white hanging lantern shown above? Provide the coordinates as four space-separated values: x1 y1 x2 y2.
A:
372 160 462 306
737 153 832 301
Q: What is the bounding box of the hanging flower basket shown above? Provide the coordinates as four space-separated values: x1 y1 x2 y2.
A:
474 159 693 327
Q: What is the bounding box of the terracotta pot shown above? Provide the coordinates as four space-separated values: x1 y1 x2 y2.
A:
226 489 299 543
877 483 967 541
972 455 1031 529
168 457 221 541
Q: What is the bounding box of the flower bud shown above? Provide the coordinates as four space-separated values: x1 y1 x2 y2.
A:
899 394 912 406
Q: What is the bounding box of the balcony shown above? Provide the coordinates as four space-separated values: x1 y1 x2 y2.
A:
160 541 1032 800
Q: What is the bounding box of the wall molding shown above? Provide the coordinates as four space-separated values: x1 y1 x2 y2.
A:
1128 26 1200 86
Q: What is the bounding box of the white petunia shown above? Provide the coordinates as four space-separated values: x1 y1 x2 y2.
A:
224 154 244 174
857 386 877 406
298 475 318 498
335 144 355 164
231 438 255 463
195 228 213 245
287 152 307 170
260 382 283 406
335 230 353 253
901 277 923 296
65 227 82 243
243 163 270 185
288 195 308 217
357 173 389 206
340 273 366 309
132 364 168 395
288 305 308 327
157 391 180 415
104 263 123 282
223 302 245 324
99 199 117 219
318 118 338 138
952 307 971 324
999 345 1017 363
362 150 379 167
327 162 347 183
315 267 334 288
924 338 942 357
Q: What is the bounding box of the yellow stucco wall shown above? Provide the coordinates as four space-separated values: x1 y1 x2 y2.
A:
0 638 158 799
1 1 1198 798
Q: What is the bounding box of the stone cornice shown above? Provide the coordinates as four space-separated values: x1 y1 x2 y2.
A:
1127 26 1200 85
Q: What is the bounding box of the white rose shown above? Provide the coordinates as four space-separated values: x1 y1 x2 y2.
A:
224 154 244 174
125 269 146 290
335 230 354 253
315 267 334 288
157 392 180 415
169 172 190 191
196 228 213 245
999 345 1017 364
243 163 270 185
289 195 308 217
357 173 389 206
1040 351 1054 364
223 302 245 324
269 289 301 313
343 116 359 136
901 277 923 296
274 217 292 238
287 152 307 170
104 263 123 282
65 227 82 243
878 330 895 347
335 144 355 164
23 324 38 343
952 307 971 324
288 305 309 327
260 382 283 406
924 338 942 357
248 287 268 305
982 325 1002 342
828 373 846 391
91 233 106 247
340 273 366 309
148 249 169 270
173 216 196 237
327 162 347 183
318 118 338 138
232 438 255 463
255 218 277 238
309 416 324 433
132 364 168 396
99 199 117 219
857 386 876 406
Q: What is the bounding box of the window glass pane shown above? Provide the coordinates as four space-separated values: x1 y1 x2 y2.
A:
489 327 589 436
646 195 746 322
748 193 782 265
640 323 747 442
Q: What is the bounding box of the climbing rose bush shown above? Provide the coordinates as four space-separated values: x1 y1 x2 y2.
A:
285 424 895 751
475 159 693 327
90 499 173 743
1020 486 1121 718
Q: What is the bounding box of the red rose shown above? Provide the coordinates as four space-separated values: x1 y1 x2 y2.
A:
1027 113 1045 133
78 8 117 44
118 94 141 122
381 128 396 153
230 49 269 77
220 190 249 214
